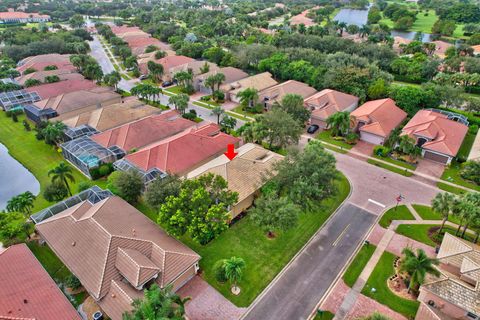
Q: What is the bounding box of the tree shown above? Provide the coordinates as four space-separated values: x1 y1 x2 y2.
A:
111 170 144 204
6 191 35 216
326 111 351 137
174 71 194 92
220 115 237 133
255 109 303 149
104 71 121 91
69 14 85 29
223 257 246 294
24 79 41 87
122 284 188 320
460 161 480 185
42 121 66 145
431 192 455 232
272 140 337 208
275 94 311 124
432 19 456 36
147 61 164 83
460 192 480 239
237 88 259 108
144 175 182 210
210 106 224 124
168 94 189 115
400 248 440 294
84 63 103 82
43 182 69 202
48 162 75 196
394 16 414 31
0 212 29 245
397 135 421 159
249 194 300 237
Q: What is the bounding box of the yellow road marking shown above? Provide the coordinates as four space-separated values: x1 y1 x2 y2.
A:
332 224 350 247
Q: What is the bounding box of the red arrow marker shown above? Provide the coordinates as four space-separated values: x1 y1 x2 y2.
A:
224 144 238 161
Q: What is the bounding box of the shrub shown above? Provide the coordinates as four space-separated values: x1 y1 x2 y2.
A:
44 75 60 83
460 160 480 184
22 120 31 131
345 132 359 144
24 79 42 87
44 65 58 71
43 183 68 202
213 90 225 102
244 104 263 114
106 171 122 195
469 124 478 134
11 113 18 122
182 112 196 121
374 145 391 157
98 163 113 177
65 274 82 290
77 181 93 193
23 68 37 75
200 95 210 101
213 259 227 283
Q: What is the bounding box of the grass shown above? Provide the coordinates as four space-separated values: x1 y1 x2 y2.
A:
372 154 416 170
322 143 349 154
167 174 350 307
441 163 480 192
362 251 419 319
379 205 415 228
396 224 476 247
342 244 377 287
458 132 476 159
313 310 335 320
165 86 187 95
412 204 462 225
411 10 437 34
437 181 468 195
316 130 354 150
0 113 93 211
27 242 72 283
367 159 413 177
231 105 259 118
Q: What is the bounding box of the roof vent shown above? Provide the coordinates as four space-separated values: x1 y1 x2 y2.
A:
256 153 268 161
132 228 136 237
23 299 28 304
72 241 76 247
208 130 220 137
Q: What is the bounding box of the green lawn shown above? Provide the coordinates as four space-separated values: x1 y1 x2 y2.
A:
362 251 419 319
367 159 413 177
322 143 349 154
379 205 415 228
395 224 476 247
458 132 476 159
441 162 480 193
343 244 376 287
165 86 188 95
137 174 350 307
411 10 437 34
437 181 467 195
412 204 463 225
231 105 259 118
372 155 416 170
0 113 95 211
316 130 354 150
313 310 335 320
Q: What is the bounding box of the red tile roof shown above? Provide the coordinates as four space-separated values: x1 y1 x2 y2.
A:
124 124 240 175
25 79 97 100
0 244 81 320
91 110 196 152
139 55 194 75
351 98 407 138
305 89 359 121
402 109 468 157
16 54 75 74
0 11 50 20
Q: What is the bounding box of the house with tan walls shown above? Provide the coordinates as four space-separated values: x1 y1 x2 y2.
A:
195 67 248 93
258 80 317 110
227 72 278 103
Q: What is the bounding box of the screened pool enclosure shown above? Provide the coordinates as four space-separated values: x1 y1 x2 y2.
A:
114 158 168 184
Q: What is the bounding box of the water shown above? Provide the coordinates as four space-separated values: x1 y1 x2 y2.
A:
0 143 40 210
334 7 432 42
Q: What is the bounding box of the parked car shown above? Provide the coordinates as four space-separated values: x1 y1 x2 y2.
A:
162 81 173 87
307 124 319 134
139 74 148 80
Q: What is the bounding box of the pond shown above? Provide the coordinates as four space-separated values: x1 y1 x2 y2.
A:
0 142 40 210
334 7 433 43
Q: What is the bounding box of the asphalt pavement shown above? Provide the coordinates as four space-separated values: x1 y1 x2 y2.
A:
242 203 376 320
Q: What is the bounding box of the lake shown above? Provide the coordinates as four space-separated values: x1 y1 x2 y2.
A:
0 143 40 210
334 7 433 42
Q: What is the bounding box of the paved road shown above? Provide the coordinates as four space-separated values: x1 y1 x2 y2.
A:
242 203 376 320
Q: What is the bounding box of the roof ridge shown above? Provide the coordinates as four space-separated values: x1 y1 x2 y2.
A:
110 279 135 303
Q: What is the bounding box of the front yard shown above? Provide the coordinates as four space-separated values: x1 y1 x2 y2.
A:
342 243 377 287
395 224 476 247
316 130 354 150
367 159 413 177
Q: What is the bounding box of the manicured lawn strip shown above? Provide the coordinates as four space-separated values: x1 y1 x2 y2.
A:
395 224 476 247
441 161 480 192
367 159 413 177
322 143 349 154
343 244 376 287
316 130 353 150
457 132 476 159
379 205 415 228
412 204 462 225
164 86 186 95
437 181 467 195
27 242 72 283
361 251 419 319
231 105 258 118
314 310 335 320
177 174 350 307
193 100 213 110
0 113 91 211
372 155 416 170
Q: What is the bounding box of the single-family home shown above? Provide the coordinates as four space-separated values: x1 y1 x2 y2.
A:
138 55 195 80
34 190 200 320
170 60 220 81
16 54 76 75
416 233 480 320
195 67 248 93
54 98 160 133
350 98 407 145
24 86 121 123
0 244 81 320
25 78 97 100
0 11 50 24
227 72 278 103
61 110 195 177
304 89 359 129
401 109 469 164
258 80 317 110
16 68 84 86
187 143 283 218
114 123 240 183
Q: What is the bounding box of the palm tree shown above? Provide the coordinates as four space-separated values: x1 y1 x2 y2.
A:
224 256 246 294
237 88 259 108
338 22 347 35
6 191 36 216
359 24 371 38
123 284 189 319
48 162 75 196
204 75 217 94
211 106 224 124
147 61 164 83
42 122 67 145
459 192 480 239
175 70 193 90
168 94 189 115
104 71 121 91
326 111 350 137
431 192 454 232
399 247 440 293
214 73 226 91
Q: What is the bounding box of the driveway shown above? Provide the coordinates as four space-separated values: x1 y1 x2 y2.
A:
242 203 377 320
415 159 445 181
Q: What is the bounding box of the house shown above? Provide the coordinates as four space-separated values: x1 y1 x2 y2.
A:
187 143 283 218
401 109 469 164
169 60 220 81
258 80 317 110
195 67 248 93
350 98 407 145
472 45 480 56
53 98 160 133
16 54 76 74
61 110 194 177
138 55 195 80
0 11 50 24
431 40 453 59
35 191 200 320
227 72 278 103
16 69 84 86
0 244 81 320
25 78 97 100
114 123 240 183
393 36 413 54
416 233 480 320
289 7 318 27
468 130 480 162
25 86 121 123
304 89 359 129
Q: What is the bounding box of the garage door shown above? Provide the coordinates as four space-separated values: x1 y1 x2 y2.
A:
360 132 384 145
423 151 450 164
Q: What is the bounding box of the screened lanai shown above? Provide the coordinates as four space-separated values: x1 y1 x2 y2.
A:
0 89 41 111
64 125 99 141
61 136 125 177
114 158 168 184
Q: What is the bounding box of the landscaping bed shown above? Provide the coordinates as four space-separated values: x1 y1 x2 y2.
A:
379 205 415 228
342 243 377 287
